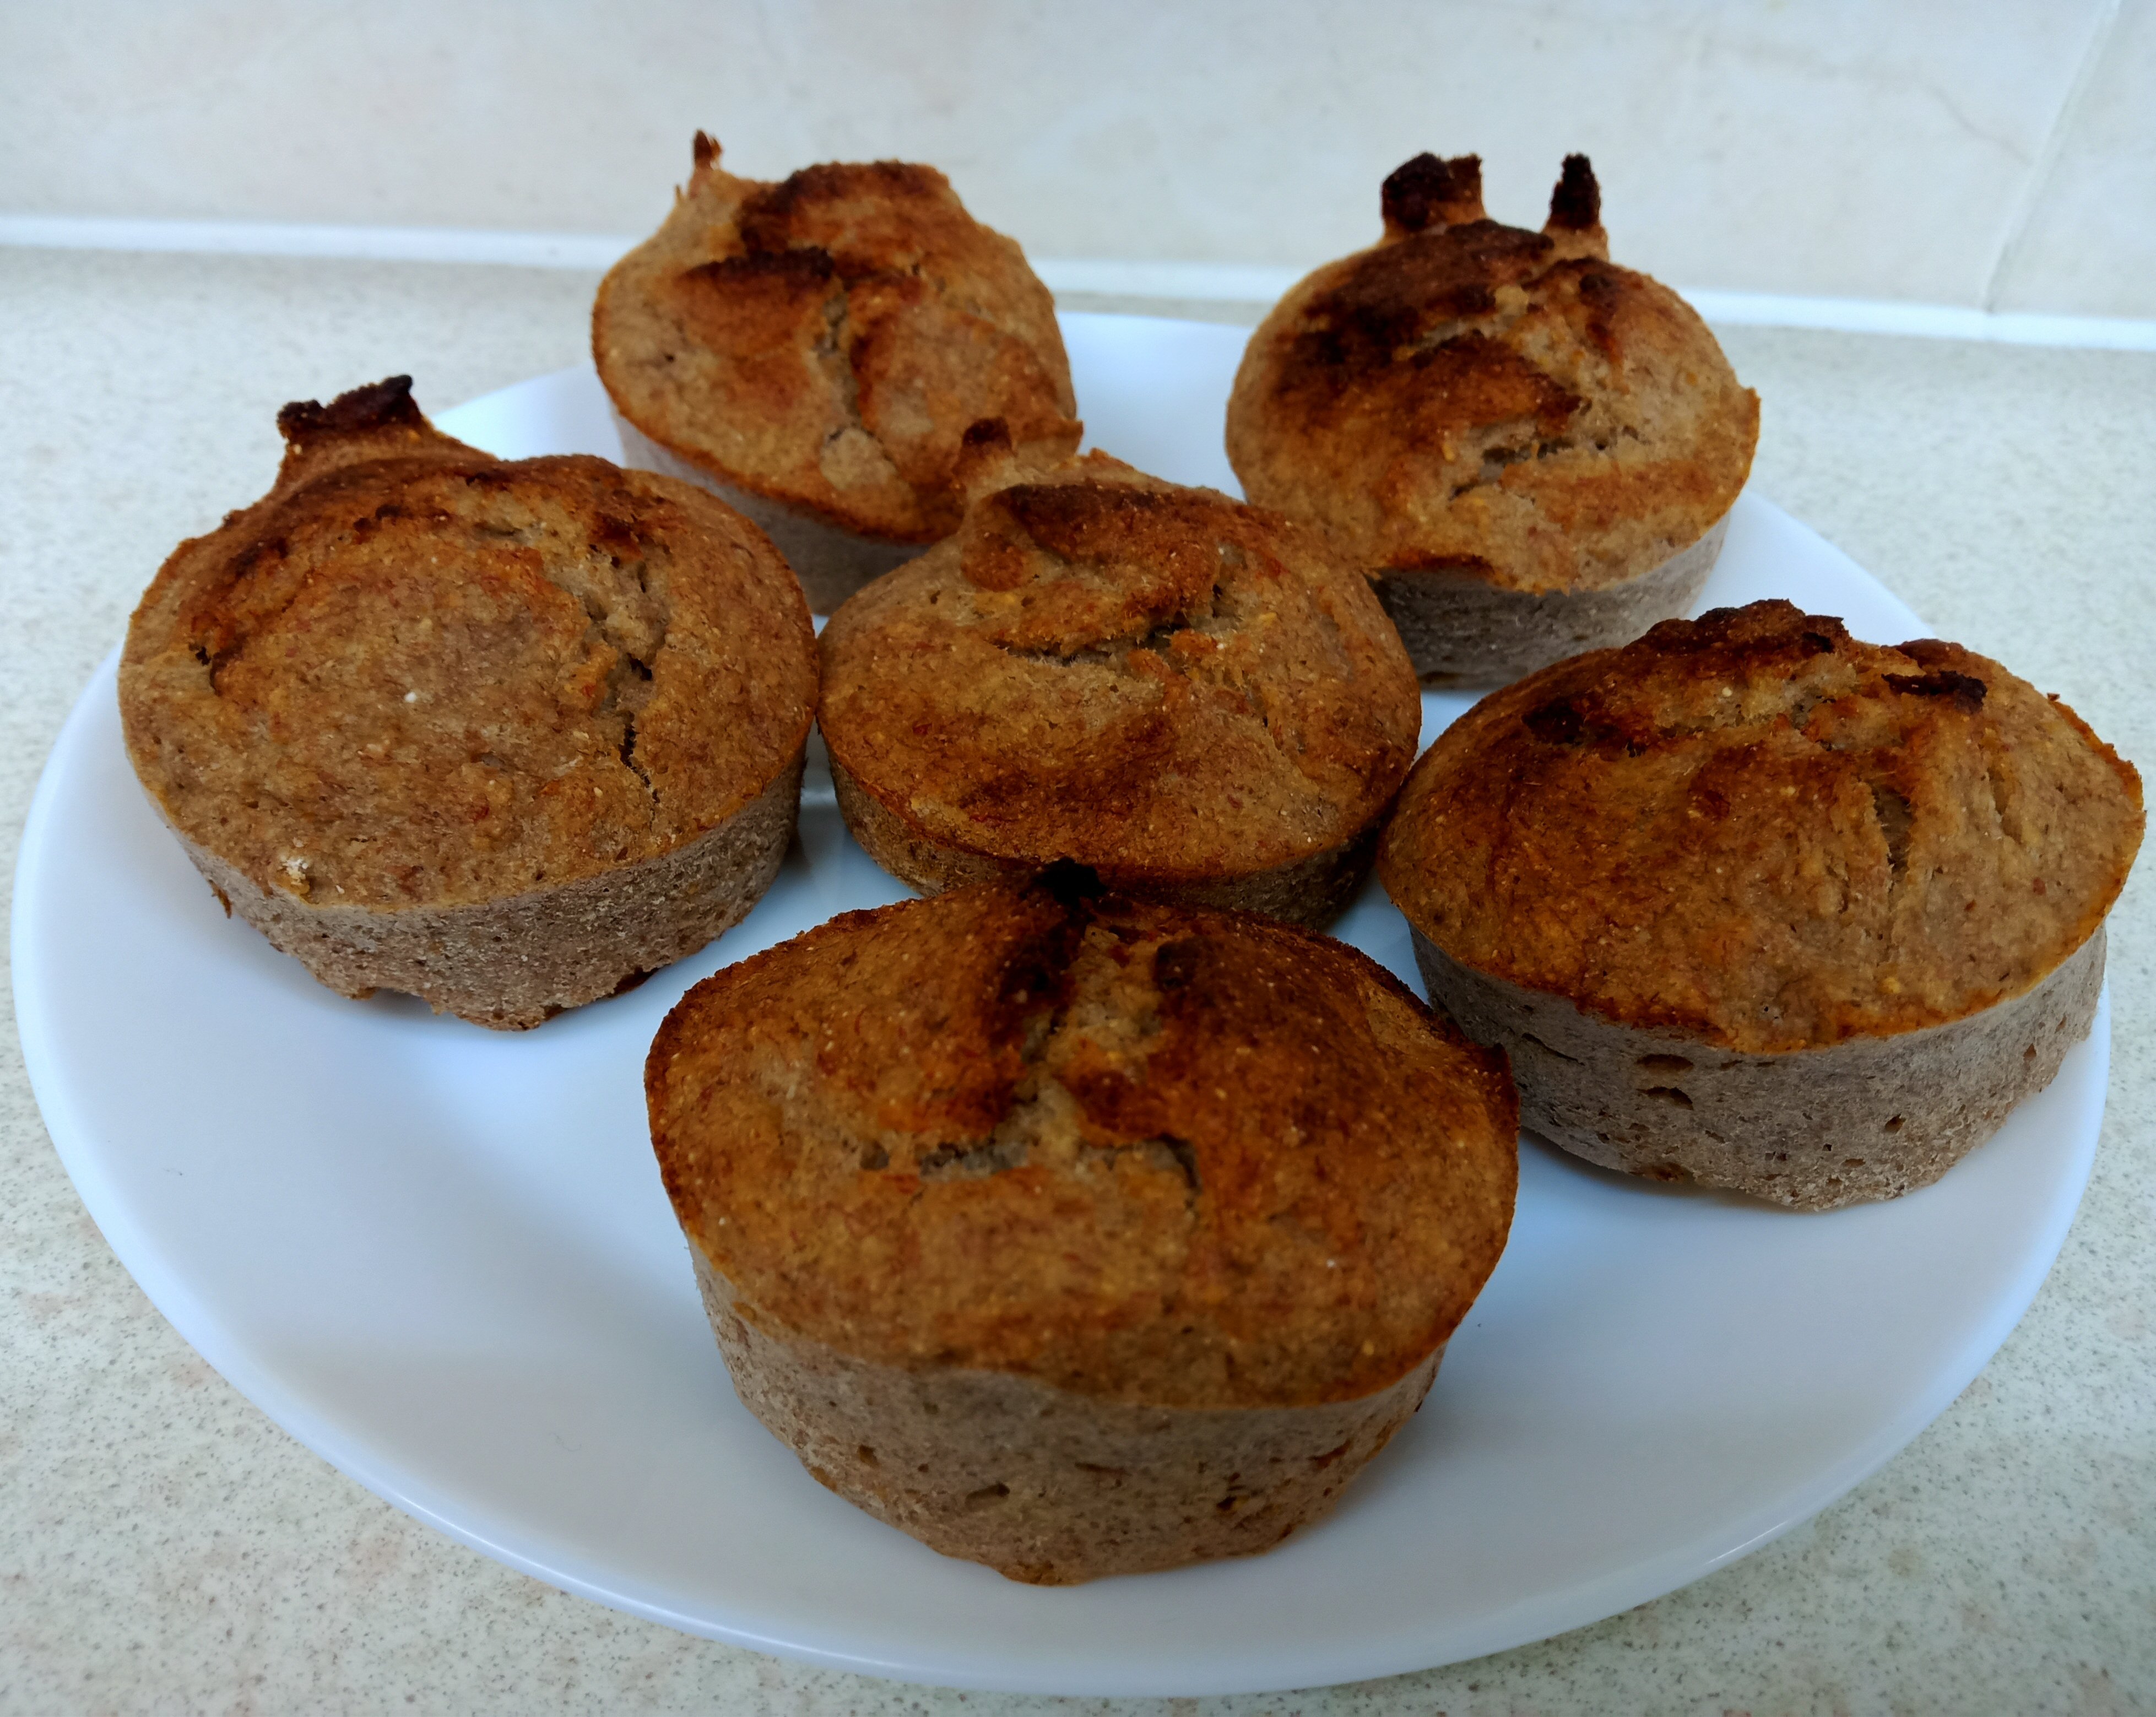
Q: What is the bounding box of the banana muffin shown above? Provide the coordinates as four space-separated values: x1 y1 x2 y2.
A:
120 376 818 1029
594 133 1082 613
1227 153 1759 684
1379 600 2142 1210
818 432 1422 928
646 868 1519 1583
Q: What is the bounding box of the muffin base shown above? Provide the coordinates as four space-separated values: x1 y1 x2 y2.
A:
611 413 920 614
1376 513 1730 687
161 752 804 1030
830 756 1379 929
1411 924 2106 1211
692 1248 1441 1584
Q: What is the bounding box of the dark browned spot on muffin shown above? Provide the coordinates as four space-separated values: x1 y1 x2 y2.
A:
739 159 951 256
1383 153 1485 234
1286 234 1556 389
275 374 423 444
1546 154 1600 231
1526 698 1584 745
682 246 839 291
1886 669 1987 712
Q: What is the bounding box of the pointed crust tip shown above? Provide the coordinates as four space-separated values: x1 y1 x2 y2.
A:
1547 153 1601 233
275 376 422 447
1382 153 1485 235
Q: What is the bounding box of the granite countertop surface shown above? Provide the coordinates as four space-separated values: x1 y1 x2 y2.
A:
2 246 2151 1716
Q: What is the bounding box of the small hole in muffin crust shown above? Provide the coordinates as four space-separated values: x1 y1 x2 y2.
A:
859 1144 890 1171
965 1483 1010 1509
1640 1086 1693 1108
1883 1115 1906 1133
2024 1044 2039 1062
857 1445 878 1466
1637 1053 1694 1073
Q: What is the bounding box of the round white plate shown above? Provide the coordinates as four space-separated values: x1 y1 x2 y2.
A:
15 315 2105 1697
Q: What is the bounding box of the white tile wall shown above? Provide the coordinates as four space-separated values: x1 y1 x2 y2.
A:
2 0 2150 317
1992 0 2156 317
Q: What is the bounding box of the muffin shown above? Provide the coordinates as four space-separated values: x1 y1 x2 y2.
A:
817 430 1423 927
1227 153 1759 684
120 376 818 1030
1379 600 2143 1210
593 133 1082 613
646 868 1518 1583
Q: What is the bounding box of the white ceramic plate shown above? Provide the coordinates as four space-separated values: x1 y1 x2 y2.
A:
15 316 2105 1697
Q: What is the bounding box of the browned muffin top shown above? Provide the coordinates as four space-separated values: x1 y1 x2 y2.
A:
120 377 817 912
593 134 1081 544
819 444 1422 882
1226 154 1759 594
648 872 1518 1410
1380 601 2143 1053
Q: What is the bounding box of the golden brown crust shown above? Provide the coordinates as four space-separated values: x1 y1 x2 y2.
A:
593 135 1081 545
1226 154 1758 595
646 873 1519 1411
1379 600 2144 1053
120 376 818 914
817 452 1421 893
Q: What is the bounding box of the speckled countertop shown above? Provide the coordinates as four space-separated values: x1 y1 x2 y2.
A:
3 247 2152 1715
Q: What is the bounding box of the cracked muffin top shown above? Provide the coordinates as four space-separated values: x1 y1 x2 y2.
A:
1380 601 2143 1053
1227 153 1759 594
120 377 817 912
647 870 1518 1409
818 440 1422 882
593 134 1081 544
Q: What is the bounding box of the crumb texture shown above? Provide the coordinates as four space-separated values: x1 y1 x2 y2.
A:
1381 600 2143 1052
1415 924 2104 1210
120 377 817 913
646 877 1518 1411
594 137 1080 543
696 1248 1442 1583
818 454 1421 885
1227 153 1758 594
